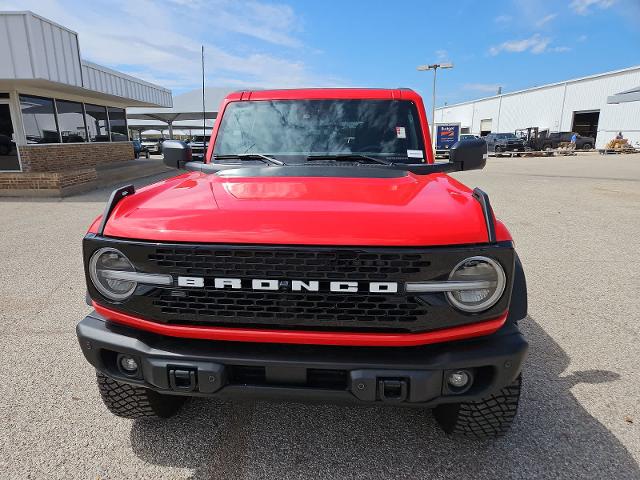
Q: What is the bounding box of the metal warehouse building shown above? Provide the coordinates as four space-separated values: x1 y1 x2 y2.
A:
434 65 640 149
0 11 172 196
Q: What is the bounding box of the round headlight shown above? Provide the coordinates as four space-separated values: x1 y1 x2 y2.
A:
446 256 506 312
89 247 137 301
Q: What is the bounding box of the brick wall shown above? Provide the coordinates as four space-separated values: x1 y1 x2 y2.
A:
18 142 134 172
0 169 97 194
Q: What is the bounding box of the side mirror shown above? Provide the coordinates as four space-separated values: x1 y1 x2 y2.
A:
449 138 487 171
162 140 193 169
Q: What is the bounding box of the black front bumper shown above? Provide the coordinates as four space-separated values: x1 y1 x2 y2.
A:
77 312 528 407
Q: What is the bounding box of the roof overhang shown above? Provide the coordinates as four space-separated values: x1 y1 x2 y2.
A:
127 111 218 122
607 86 640 104
0 78 167 107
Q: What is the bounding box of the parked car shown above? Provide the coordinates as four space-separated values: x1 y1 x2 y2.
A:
539 132 594 150
484 133 526 153
141 137 164 154
132 140 150 159
188 135 209 161
78 87 529 440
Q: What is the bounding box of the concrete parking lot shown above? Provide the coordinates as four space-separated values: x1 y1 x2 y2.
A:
0 152 638 479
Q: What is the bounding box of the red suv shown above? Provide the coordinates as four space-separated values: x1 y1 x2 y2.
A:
77 88 528 439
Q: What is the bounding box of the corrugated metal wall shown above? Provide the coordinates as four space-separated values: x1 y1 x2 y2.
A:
436 67 640 148
0 11 171 107
81 61 172 107
0 12 82 85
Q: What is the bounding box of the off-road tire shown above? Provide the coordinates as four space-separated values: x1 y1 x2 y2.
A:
433 375 522 439
96 371 185 419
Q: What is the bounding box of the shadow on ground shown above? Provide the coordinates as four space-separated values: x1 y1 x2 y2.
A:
130 319 639 480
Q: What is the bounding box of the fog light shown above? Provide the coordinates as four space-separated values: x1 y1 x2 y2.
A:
447 370 470 388
119 355 138 373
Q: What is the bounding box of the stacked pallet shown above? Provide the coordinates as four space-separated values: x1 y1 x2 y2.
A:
600 138 638 154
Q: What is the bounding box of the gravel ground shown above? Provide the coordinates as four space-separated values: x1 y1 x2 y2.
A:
0 152 638 479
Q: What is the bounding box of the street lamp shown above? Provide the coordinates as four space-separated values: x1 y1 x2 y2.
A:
417 63 453 149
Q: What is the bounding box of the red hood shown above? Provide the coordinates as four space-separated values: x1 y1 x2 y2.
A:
99 171 508 246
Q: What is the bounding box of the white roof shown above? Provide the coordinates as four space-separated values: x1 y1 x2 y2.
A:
127 86 236 120
437 65 640 110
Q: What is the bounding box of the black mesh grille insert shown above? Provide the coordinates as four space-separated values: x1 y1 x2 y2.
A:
152 289 428 330
148 248 431 281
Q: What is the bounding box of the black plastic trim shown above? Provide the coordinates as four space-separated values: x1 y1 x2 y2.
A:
216 166 409 178
472 187 497 243
507 254 528 324
82 236 517 334
97 185 135 235
77 312 528 407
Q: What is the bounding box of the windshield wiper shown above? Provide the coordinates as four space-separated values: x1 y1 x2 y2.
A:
212 153 284 166
306 154 392 165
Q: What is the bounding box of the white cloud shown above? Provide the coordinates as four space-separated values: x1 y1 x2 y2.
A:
535 13 558 27
570 0 616 15
166 0 303 48
464 83 503 93
578 34 589 41
435 49 449 61
489 34 551 55
0 0 338 91
494 14 513 23
551 46 572 52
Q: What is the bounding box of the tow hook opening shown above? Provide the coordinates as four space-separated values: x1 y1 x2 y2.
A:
169 368 197 392
378 378 408 402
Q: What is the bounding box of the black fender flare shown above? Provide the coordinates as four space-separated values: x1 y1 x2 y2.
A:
507 253 528 323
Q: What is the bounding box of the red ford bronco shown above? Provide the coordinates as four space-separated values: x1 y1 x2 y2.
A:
77 88 528 438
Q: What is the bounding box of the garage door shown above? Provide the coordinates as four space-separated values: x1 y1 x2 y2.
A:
480 119 492 136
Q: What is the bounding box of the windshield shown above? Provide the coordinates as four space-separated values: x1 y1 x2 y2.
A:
497 133 517 139
213 99 425 160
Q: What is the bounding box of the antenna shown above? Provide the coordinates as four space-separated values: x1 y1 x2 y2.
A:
201 45 206 148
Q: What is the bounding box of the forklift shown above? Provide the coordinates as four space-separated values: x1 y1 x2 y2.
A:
515 127 549 151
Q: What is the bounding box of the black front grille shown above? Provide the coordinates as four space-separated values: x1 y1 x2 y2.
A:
84 237 515 334
153 289 428 331
148 248 431 281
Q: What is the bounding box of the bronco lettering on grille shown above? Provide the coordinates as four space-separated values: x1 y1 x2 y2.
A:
177 277 399 293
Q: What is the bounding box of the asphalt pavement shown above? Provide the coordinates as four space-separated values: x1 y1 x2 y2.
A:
0 152 638 479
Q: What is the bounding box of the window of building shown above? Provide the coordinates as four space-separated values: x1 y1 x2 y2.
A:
107 107 128 141
85 103 110 142
56 100 88 143
19 95 60 144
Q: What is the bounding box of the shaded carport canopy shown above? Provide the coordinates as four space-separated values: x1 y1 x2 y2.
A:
127 87 235 138
127 120 213 138
607 86 640 104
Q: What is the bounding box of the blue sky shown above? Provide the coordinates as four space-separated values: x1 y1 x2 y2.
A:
2 0 638 111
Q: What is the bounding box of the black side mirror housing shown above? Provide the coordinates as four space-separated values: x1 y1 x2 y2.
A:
449 138 487 171
162 140 193 169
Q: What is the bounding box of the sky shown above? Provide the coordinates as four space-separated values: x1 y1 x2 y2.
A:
2 0 639 111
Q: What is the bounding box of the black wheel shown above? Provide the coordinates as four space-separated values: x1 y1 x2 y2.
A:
582 143 593 150
96 371 185 419
494 145 503 153
145 151 150 159
543 144 553 151
433 374 522 439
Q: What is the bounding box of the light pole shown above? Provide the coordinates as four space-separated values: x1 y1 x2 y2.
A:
417 63 453 149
